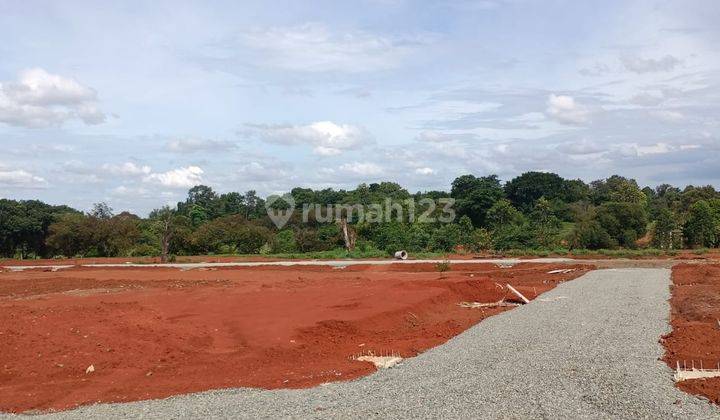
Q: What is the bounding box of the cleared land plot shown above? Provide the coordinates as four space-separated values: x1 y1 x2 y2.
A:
18 268 720 419
664 263 720 403
0 263 589 413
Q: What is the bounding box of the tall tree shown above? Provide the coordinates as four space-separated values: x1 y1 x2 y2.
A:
683 200 718 248
504 171 567 212
450 174 505 227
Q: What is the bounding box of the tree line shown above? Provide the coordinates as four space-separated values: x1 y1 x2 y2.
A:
1 172 719 260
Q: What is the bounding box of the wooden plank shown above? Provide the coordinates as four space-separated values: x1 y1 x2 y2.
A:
506 284 530 304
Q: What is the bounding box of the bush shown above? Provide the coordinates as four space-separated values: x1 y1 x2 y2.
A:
428 223 462 252
569 220 616 250
129 243 159 257
271 229 297 253
435 260 451 273
492 224 533 250
466 228 492 252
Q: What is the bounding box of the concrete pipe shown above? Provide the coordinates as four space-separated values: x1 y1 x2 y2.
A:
394 250 408 260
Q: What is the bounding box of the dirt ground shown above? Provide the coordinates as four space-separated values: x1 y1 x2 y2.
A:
0 262 590 413
663 263 720 404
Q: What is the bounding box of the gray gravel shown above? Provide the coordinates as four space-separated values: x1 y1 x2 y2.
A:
6 268 720 419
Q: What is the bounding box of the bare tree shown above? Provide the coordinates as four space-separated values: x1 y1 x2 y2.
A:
339 217 356 252
151 206 176 263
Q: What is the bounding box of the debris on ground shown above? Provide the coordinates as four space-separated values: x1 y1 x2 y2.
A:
459 300 520 309
674 361 720 382
506 284 530 304
355 355 403 369
85 365 95 374
547 268 576 274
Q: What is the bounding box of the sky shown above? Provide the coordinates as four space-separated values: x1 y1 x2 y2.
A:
1 0 719 215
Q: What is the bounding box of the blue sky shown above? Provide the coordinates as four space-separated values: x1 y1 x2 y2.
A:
1 0 719 215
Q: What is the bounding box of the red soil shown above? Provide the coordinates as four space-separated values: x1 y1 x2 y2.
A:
0 263 590 413
663 263 720 403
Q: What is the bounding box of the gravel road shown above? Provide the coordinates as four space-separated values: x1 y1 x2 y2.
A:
7 268 719 419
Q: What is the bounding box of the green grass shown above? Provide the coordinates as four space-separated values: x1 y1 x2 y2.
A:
497 248 680 258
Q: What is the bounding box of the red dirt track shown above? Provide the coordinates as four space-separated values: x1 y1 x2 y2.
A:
0 263 590 413
663 263 720 403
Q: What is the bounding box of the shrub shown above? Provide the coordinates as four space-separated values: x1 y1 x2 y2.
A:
569 220 616 250
428 223 462 252
271 229 297 253
435 259 451 273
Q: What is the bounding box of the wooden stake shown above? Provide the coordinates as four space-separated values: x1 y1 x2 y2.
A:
506 284 530 304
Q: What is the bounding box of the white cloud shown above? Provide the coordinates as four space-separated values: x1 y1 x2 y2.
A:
414 167 436 175
629 91 665 106
245 121 372 155
111 185 151 197
143 166 204 188
546 94 591 125
0 169 46 187
556 139 606 155
236 161 292 182
416 131 457 142
620 55 681 73
338 162 384 176
166 138 236 153
0 68 106 128
614 142 674 157
237 23 430 73
102 162 152 176
652 110 685 122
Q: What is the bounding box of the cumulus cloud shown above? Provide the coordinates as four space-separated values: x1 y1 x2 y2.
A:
244 121 372 155
414 167 436 175
0 68 106 128
0 168 46 188
143 166 204 188
166 138 236 153
236 161 292 182
620 55 681 73
236 23 430 73
111 185 151 197
546 94 591 125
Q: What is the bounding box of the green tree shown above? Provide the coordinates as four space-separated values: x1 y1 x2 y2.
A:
486 199 525 229
485 199 531 250
46 213 93 257
595 202 648 247
683 200 718 248
530 197 561 248
271 229 297 253
590 175 646 204
450 174 505 227
90 202 114 220
504 171 567 212
149 207 191 261
569 219 615 249
428 223 462 252
651 207 677 249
